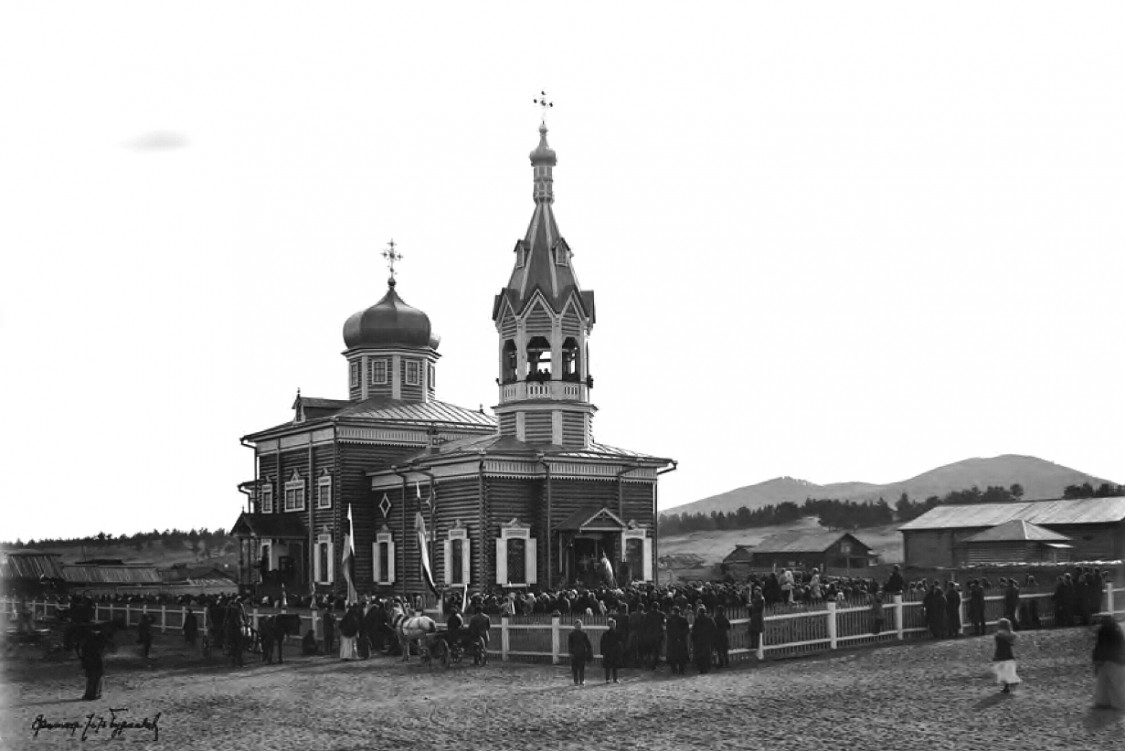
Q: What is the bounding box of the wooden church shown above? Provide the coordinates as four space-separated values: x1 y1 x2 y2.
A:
231 122 675 599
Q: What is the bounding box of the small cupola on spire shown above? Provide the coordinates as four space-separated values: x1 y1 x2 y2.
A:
530 123 556 204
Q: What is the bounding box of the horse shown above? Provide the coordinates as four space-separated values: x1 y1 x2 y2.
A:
391 605 438 662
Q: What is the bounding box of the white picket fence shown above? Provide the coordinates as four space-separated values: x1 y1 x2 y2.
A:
4 583 1122 666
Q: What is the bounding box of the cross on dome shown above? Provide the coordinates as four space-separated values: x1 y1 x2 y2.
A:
533 91 553 125
382 239 403 284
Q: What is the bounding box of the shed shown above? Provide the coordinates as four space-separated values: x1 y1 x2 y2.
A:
961 520 1072 564
0 549 66 596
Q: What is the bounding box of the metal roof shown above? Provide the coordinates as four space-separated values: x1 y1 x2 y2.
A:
963 520 1071 543
751 530 872 555
377 433 672 469
63 565 162 585
556 507 627 531
898 497 1125 531
334 397 496 427
0 551 65 581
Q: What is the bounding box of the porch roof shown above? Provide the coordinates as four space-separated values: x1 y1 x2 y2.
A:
556 506 627 532
230 512 308 539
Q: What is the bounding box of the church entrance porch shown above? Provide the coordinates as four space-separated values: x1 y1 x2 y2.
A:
555 506 629 589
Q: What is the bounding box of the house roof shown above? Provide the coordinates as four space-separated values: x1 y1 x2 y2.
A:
244 396 497 441
382 432 672 468
62 564 162 585
751 530 871 555
0 551 66 581
230 512 309 539
556 507 627 532
963 520 1072 543
898 497 1125 531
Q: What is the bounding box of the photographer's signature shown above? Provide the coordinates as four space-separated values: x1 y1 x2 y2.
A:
31 708 161 741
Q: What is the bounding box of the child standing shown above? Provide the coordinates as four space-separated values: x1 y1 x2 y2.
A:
567 620 593 686
992 617 1021 694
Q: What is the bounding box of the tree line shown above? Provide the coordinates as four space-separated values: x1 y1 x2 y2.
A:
6 528 232 554
661 483 1037 534
1062 482 1124 499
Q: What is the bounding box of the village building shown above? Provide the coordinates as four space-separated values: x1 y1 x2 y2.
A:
232 121 675 599
898 497 1125 568
728 531 877 573
960 520 1073 565
0 549 66 598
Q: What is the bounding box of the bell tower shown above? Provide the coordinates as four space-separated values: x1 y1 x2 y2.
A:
491 121 597 448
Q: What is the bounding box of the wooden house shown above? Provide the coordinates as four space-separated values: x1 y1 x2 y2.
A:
898 497 1125 568
232 123 674 599
0 549 66 597
747 531 876 572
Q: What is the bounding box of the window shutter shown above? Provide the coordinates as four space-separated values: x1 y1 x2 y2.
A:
461 539 471 586
372 543 381 584
495 538 507 584
642 538 653 581
387 541 396 583
443 540 453 585
314 544 322 583
525 538 538 585
327 543 335 584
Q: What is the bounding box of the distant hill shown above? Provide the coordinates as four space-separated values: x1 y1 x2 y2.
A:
665 455 1117 517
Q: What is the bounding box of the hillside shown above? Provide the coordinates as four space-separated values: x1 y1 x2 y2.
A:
666 454 1117 517
6 539 239 572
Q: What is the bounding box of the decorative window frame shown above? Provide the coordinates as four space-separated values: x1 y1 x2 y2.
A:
622 524 653 582
316 471 332 509
283 470 306 512
350 361 359 388
369 358 388 385
374 526 396 585
495 518 536 586
427 363 435 390
314 533 334 585
261 480 274 514
405 360 421 386
443 521 471 586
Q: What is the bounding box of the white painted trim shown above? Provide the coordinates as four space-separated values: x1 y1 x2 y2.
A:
316 474 332 509
391 354 401 399
552 410 562 444
284 470 306 512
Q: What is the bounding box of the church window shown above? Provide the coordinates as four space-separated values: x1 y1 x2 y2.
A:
350 361 359 388
317 473 332 509
405 360 420 386
261 482 274 514
443 525 470 586
284 470 306 512
374 528 396 584
495 520 537 586
501 340 517 383
506 539 527 584
314 533 334 584
428 363 435 389
370 358 388 385
561 337 580 381
525 336 552 381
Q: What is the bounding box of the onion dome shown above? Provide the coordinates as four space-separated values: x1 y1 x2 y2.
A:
529 123 556 166
343 278 440 349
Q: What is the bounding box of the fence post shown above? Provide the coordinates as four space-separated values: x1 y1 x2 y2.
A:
1106 583 1115 617
551 615 560 665
894 594 904 640
827 601 838 650
501 615 510 661
161 605 167 634
252 607 260 631
757 624 765 660
312 608 321 641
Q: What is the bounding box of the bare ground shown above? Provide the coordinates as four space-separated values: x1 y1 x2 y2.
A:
1 625 1121 751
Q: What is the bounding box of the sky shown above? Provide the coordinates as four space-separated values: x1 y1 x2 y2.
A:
2 3 1123 543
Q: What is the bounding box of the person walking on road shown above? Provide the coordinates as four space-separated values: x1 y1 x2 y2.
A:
600 618 625 683
945 581 962 638
1092 615 1125 710
691 606 717 675
665 606 690 675
991 618 1020 694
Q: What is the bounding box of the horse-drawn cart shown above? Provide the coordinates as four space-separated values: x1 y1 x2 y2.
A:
429 630 489 668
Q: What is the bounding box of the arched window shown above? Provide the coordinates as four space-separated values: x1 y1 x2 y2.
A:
501 340 517 384
525 336 552 382
561 337 580 382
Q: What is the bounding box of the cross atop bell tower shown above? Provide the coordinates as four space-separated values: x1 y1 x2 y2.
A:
382 239 403 284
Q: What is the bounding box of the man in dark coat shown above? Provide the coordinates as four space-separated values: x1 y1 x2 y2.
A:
626 605 645 667
567 620 593 686
137 613 153 658
259 616 276 664
691 606 717 674
665 606 690 675
183 608 199 647
79 628 107 701
924 585 946 639
945 582 962 638
884 565 905 596
967 579 986 636
322 610 336 656
642 602 666 670
364 600 386 654
355 603 370 659
600 618 625 683
713 605 731 668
